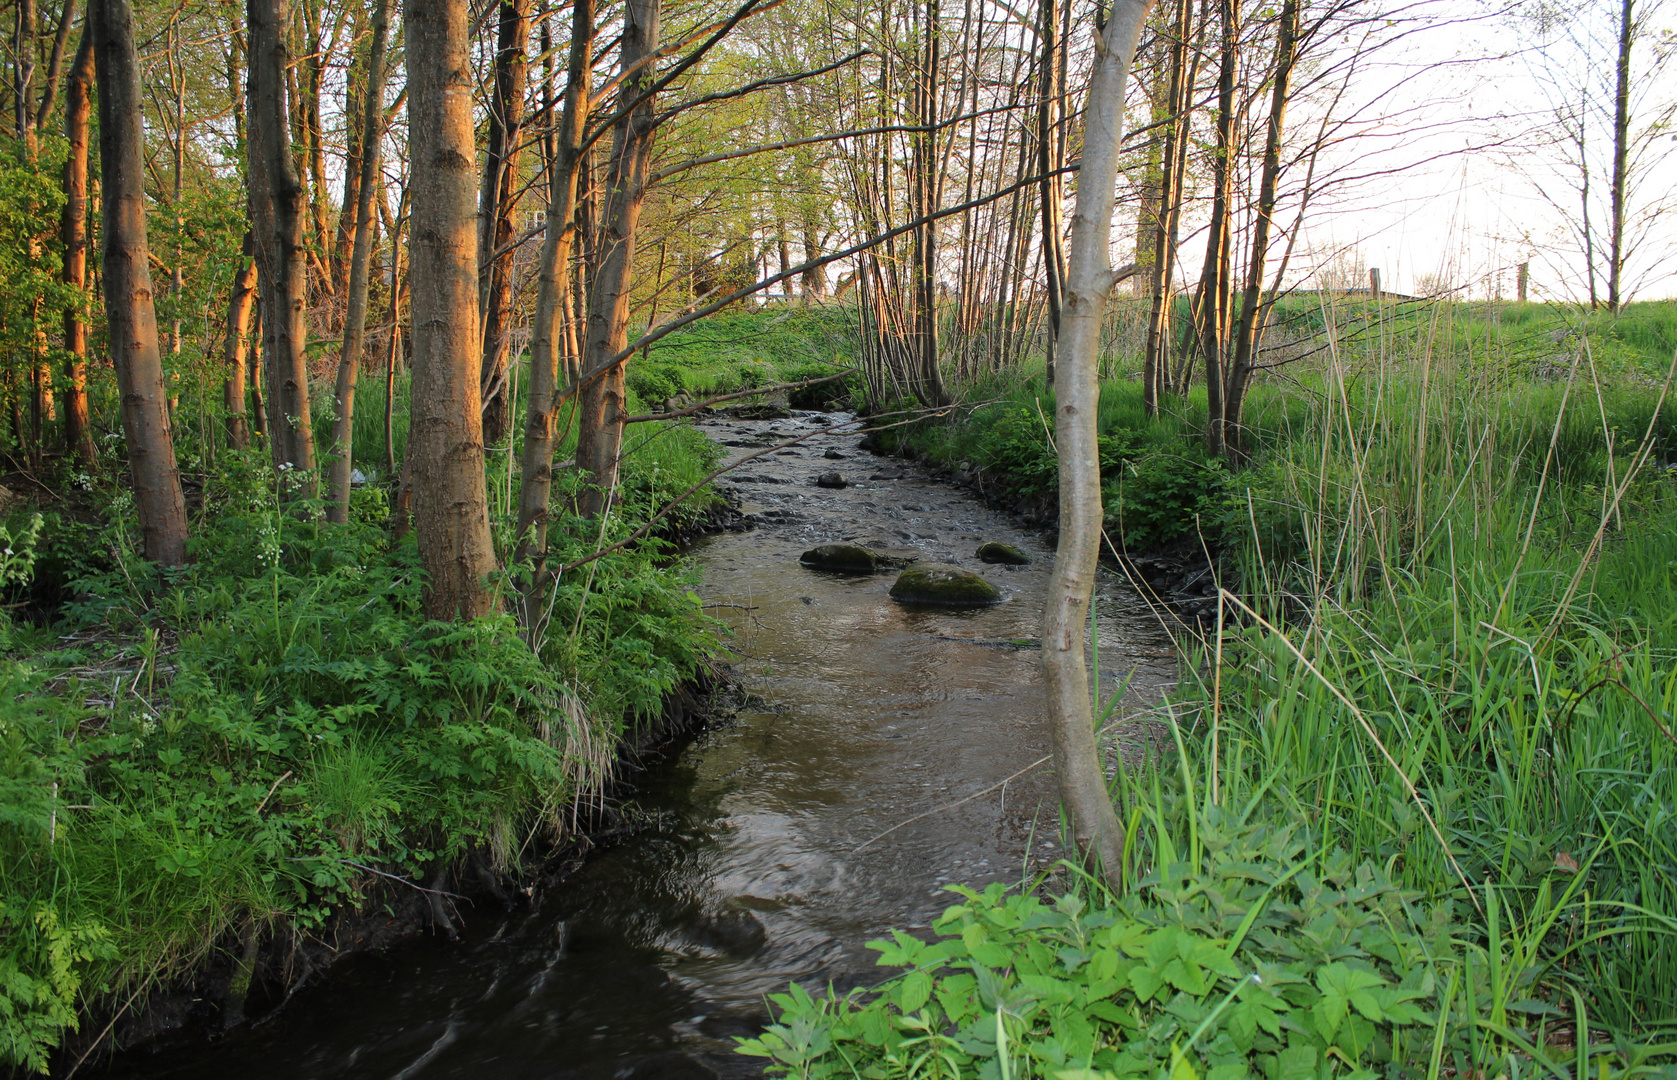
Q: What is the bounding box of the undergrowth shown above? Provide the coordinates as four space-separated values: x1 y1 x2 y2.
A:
0 422 725 1071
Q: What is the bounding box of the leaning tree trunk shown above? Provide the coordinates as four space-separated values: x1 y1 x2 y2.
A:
478 0 531 449
514 0 593 568
1042 0 1156 891
573 0 660 519
326 0 389 524
405 0 499 620
222 235 259 449
60 26 96 469
247 0 317 490
91 0 188 566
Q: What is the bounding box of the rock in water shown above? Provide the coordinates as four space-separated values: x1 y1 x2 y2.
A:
816 472 847 489
823 448 845 459
800 543 878 572
976 541 1032 565
889 564 1001 606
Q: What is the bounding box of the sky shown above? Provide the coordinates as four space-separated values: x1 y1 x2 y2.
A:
1284 0 1676 302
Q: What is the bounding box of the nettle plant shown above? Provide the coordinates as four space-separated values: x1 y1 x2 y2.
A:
740 820 1563 1080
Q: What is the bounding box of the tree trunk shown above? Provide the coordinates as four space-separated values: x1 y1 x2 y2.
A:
60 27 95 469
574 0 660 519
14 0 38 158
326 0 389 524
910 0 947 406
330 0 369 302
405 0 499 620
1197 0 1236 457
1143 0 1192 413
1036 0 1066 385
1606 0 1632 311
1043 0 1155 891
478 0 530 448
247 0 317 490
91 0 188 566
222 235 259 449
515 0 592 567
1221 0 1297 460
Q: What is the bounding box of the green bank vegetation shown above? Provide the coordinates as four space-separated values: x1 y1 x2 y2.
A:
0 393 737 1072
741 297 1677 1078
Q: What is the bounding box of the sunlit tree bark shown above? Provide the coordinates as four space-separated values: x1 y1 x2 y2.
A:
92 0 189 566
515 0 593 567
479 0 531 448
326 0 389 524
405 0 499 619
574 0 660 519
60 26 96 468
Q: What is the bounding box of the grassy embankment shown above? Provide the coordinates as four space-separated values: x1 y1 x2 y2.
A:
0 328 841 1074
739 298 1677 1077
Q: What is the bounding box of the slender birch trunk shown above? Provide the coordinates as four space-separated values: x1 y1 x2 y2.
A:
1606 0 1632 312
1043 0 1155 889
60 27 96 469
405 0 499 619
1197 0 1236 457
326 0 389 524
479 0 530 448
515 0 593 566
1222 0 1297 459
91 0 189 566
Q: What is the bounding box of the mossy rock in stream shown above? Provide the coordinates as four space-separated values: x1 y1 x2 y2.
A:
889 564 1002 606
801 543 878 573
976 541 1032 565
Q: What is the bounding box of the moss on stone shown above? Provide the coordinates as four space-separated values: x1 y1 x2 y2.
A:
800 543 878 572
889 564 1002 606
976 541 1032 565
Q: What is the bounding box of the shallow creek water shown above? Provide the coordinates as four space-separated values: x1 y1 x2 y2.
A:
104 411 1177 1080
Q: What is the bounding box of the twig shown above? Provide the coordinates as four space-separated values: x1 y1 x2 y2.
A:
254 770 293 815
339 860 471 901
855 756 1049 852
63 964 160 1079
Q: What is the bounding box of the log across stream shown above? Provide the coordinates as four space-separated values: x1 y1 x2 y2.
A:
102 410 1176 1080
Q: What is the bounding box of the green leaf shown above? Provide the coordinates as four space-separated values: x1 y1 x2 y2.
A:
898 969 932 1014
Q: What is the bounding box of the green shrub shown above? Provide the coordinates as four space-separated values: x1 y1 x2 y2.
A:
627 363 687 405
740 818 1530 1080
0 441 726 1073
1104 454 1230 551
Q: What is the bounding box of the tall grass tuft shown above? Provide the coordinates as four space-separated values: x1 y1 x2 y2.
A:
1143 299 1677 1036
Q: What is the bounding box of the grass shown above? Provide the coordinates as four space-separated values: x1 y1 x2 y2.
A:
739 297 1677 1076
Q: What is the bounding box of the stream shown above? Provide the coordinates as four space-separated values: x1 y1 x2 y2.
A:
103 410 1177 1080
